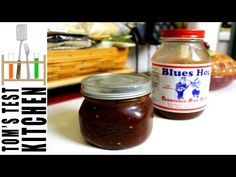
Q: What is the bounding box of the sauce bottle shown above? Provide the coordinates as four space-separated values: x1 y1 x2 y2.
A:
152 29 211 119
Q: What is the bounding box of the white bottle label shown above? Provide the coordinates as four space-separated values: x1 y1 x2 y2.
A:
152 62 212 113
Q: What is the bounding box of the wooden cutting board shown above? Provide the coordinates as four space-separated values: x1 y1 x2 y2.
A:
48 67 135 89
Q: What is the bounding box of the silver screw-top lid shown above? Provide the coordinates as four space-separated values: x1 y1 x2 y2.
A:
81 73 152 100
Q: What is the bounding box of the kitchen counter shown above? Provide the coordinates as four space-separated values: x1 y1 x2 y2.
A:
48 80 236 155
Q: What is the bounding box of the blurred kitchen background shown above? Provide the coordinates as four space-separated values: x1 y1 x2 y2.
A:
47 22 235 104
127 22 234 73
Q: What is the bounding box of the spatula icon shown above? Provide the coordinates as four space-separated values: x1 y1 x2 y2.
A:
16 24 27 80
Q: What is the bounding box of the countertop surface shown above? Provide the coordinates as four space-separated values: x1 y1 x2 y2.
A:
48 80 236 155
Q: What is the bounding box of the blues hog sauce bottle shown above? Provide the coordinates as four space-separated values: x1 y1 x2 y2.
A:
152 29 211 119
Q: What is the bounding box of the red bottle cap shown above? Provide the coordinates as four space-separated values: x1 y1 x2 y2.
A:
161 29 205 38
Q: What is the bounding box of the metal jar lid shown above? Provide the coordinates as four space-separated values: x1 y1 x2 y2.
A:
80 73 152 100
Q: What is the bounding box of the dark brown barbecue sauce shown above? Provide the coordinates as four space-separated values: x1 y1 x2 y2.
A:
79 95 153 149
79 73 153 149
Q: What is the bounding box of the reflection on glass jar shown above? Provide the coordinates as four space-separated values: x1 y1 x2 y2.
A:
79 73 153 150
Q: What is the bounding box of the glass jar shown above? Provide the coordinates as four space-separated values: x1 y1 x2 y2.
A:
152 29 211 120
79 73 153 150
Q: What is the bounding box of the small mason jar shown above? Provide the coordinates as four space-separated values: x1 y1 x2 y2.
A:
79 73 153 150
152 29 211 120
